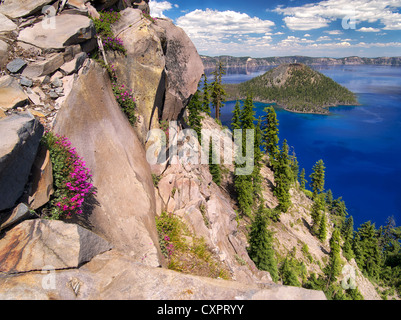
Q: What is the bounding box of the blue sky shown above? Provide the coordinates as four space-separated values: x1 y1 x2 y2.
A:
149 0 401 58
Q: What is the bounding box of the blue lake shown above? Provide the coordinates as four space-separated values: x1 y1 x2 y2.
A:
209 65 401 228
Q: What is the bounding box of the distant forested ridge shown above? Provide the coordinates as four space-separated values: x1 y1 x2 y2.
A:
224 63 359 114
201 55 401 70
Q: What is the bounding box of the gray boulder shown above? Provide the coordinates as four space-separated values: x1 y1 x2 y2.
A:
54 61 164 267
0 112 44 211
0 219 112 274
18 14 95 50
0 76 29 111
0 0 54 19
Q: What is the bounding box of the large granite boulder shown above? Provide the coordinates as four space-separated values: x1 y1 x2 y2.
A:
108 8 204 142
0 219 112 274
0 0 54 19
152 18 204 121
54 61 163 267
18 14 95 50
0 112 44 211
0 13 17 33
0 76 29 111
109 8 165 143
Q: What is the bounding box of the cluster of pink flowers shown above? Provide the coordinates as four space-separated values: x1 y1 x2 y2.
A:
44 132 94 218
164 235 175 257
102 36 125 53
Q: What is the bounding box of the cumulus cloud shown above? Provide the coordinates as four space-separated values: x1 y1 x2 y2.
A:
149 0 173 18
274 0 401 31
176 9 275 55
356 27 381 32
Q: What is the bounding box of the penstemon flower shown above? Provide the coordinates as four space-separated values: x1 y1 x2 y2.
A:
42 132 94 220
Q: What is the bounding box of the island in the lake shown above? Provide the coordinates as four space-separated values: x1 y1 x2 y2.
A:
224 63 359 114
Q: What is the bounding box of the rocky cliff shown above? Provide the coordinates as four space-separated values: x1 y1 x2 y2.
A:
0 0 329 300
202 55 401 71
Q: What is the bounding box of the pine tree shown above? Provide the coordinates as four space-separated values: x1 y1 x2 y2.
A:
201 74 211 115
234 95 255 216
280 257 301 287
353 221 382 279
208 137 221 186
318 212 328 242
273 139 292 215
311 193 325 235
342 216 355 261
310 159 325 197
187 88 203 141
211 61 226 120
248 204 279 282
325 189 334 211
325 228 343 285
261 105 279 167
299 168 307 191
252 118 263 201
290 150 299 184
231 100 242 130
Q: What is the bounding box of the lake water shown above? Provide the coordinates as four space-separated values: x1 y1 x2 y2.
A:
208 65 401 228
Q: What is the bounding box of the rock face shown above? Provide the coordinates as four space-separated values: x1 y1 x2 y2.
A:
108 9 204 142
0 76 29 111
0 250 326 300
18 14 95 50
153 19 204 121
0 0 54 19
0 112 44 211
0 219 112 274
0 13 17 33
54 61 163 267
109 8 165 142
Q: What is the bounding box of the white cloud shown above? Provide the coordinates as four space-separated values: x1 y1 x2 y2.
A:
274 0 401 31
356 27 381 32
325 30 343 35
175 9 275 55
304 34 311 37
149 0 173 18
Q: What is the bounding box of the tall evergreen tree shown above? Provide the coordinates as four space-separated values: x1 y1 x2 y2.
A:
273 139 292 215
311 193 325 235
310 159 326 197
201 74 211 115
234 95 255 216
252 118 263 201
289 150 299 184
210 61 226 120
208 137 221 186
325 228 343 285
248 204 279 282
342 216 355 261
261 105 279 167
353 221 382 279
187 88 203 141
318 212 328 242
231 100 242 130
299 168 307 191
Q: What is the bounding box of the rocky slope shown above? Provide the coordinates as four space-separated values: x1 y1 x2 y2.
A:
0 0 327 300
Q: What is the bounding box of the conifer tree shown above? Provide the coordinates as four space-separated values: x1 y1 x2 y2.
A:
318 212 328 242
310 193 325 235
231 100 242 130
325 228 343 285
234 95 255 216
261 105 279 167
310 159 326 197
248 204 279 282
252 118 263 201
299 168 307 191
280 256 301 287
208 137 221 186
342 216 355 261
210 61 226 120
289 150 299 184
201 74 211 115
187 88 203 141
273 139 292 215
353 221 382 279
